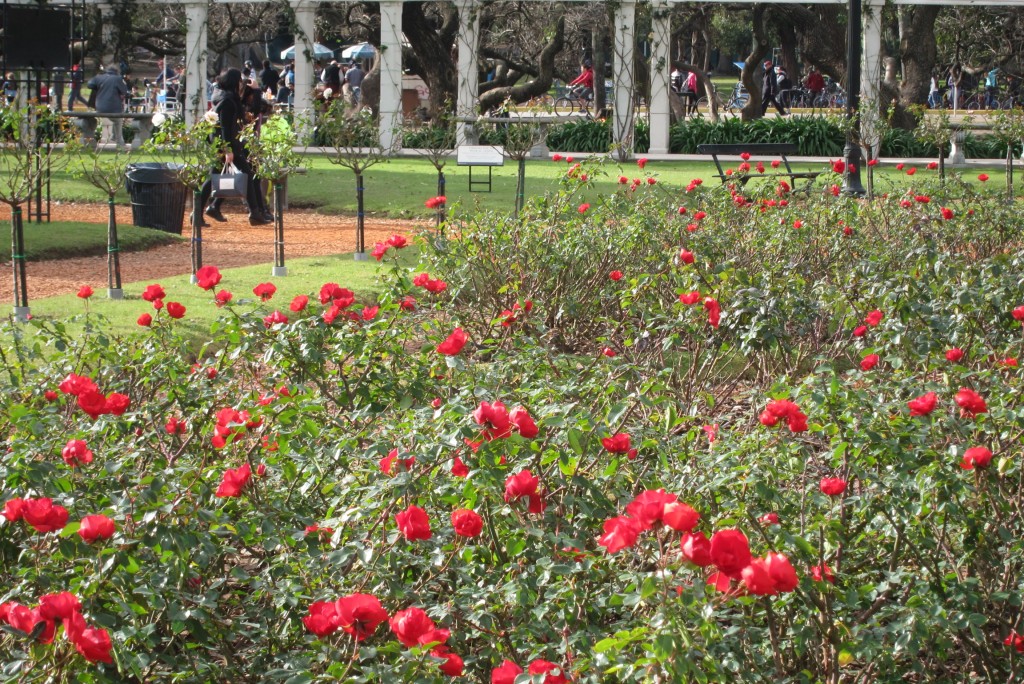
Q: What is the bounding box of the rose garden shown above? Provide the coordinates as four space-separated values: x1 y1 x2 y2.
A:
0 125 1022 683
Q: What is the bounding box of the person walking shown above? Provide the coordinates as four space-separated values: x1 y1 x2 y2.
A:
68 62 89 110
87 65 129 149
344 61 365 105
985 67 999 109
760 60 786 116
260 59 280 95
200 68 272 226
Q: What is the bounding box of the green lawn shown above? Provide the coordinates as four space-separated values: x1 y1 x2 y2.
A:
39 155 1014 220
1 251 404 345
18 221 182 260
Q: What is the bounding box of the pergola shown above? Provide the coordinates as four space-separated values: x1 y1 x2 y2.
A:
5 0 1005 155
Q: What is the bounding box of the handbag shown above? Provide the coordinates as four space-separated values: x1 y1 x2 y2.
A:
211 162 247 199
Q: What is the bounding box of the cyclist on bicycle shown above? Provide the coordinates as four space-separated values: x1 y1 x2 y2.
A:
569 59 595 102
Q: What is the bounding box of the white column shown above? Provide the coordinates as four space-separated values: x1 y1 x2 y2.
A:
378 0 404 151
860 0 883 159
612 1 636 160
648 1 671 155
291 0 317 134
456 0 481 146
183 2 208 127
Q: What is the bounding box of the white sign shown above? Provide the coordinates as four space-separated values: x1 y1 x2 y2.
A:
457 145 505 166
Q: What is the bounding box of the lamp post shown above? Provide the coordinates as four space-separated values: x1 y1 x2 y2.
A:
842 0 866 196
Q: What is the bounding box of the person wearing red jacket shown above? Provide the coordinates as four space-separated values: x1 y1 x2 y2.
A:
569 59 594 101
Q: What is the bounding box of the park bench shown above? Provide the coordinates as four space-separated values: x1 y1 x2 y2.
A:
697 143 820 190
63 111 155 150
457 144 505 192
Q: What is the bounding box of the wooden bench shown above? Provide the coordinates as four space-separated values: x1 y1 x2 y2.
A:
457 145 505 192
63 111 155 150
697 143 821 190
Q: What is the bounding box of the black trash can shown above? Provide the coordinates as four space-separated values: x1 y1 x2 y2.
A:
125 163 187 234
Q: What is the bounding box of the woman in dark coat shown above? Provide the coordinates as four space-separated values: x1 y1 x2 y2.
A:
201 68 272 225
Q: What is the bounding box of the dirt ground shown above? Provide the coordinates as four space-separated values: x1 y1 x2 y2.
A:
3 203 423 303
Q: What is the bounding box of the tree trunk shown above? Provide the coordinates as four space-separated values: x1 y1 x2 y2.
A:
740 6 770 121
479 15 565 112
107 196 121 294
361 58 382 116
898 6 940 109
403 2 458 118
274 183 285 269
776 20 800 83
774 5 846 82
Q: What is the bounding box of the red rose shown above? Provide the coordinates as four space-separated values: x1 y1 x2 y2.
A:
508 406 539 438
141 284 165 302
303 601 340 637
77 285 93 299
679 291 701 305
504 471 539 507
335 593 388 641
263 310 288 328
436 328 468 356
61 439 93 467
450 456 469 477
395 505 432 541
105 392 130 416
165 301 186 319
474 400 512 439
23 498 69 533
940 207 954 220
195 265 222 290
868 159 878 167
811 563 836 583
764 552 798 592
390 607 436 647
528 659 569 684
290 295 309 312
3 498 26 522
1004 631 1024 653
820 477 847 496
72 625 112 664
758 512 780 525
601 432 631 454
371 242 390 261
491 660 525 684
704 297 721 328
136 312 153 327
577 203 590 213
625 489 678 530
609 270 623 281
7 605 55 644
682 531 713 565
853 325 868 337
662 501 700 532
451 508 483 537
253 282 277 301
434 646 464 676
637 157 648 169
860 354 880 371
379 448 415 475
945 348 964 363
741 558 776 596
865 309 883 326
955 388 987 416
679 249 695 264
709 529 751 578
38 592 80 621
907 391 938 416
77 391 107 419
960 446 993 470
78 514 116 542
215 463 252 498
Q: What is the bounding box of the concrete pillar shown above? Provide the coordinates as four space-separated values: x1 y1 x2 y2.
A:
860 0 883 158
183 2 208 127
378 0 404 151
291 0 317 135
612 1 636 160
455 0 481 146
648 1 671 155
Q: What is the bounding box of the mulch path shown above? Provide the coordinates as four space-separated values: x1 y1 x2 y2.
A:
2 202 425 303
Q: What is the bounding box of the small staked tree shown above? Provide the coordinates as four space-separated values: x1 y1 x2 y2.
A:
913 106 956 185
417 107 456 227
72 147 135 299
242 114 304 276
503 121 545 217
991 107 1024 202
319 101 396 260
0 106 71 322
145 115 222 281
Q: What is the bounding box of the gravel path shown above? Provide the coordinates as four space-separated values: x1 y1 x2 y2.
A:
2 202 423 302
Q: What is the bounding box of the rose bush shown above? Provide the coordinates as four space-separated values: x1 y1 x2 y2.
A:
1 160 1023 681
